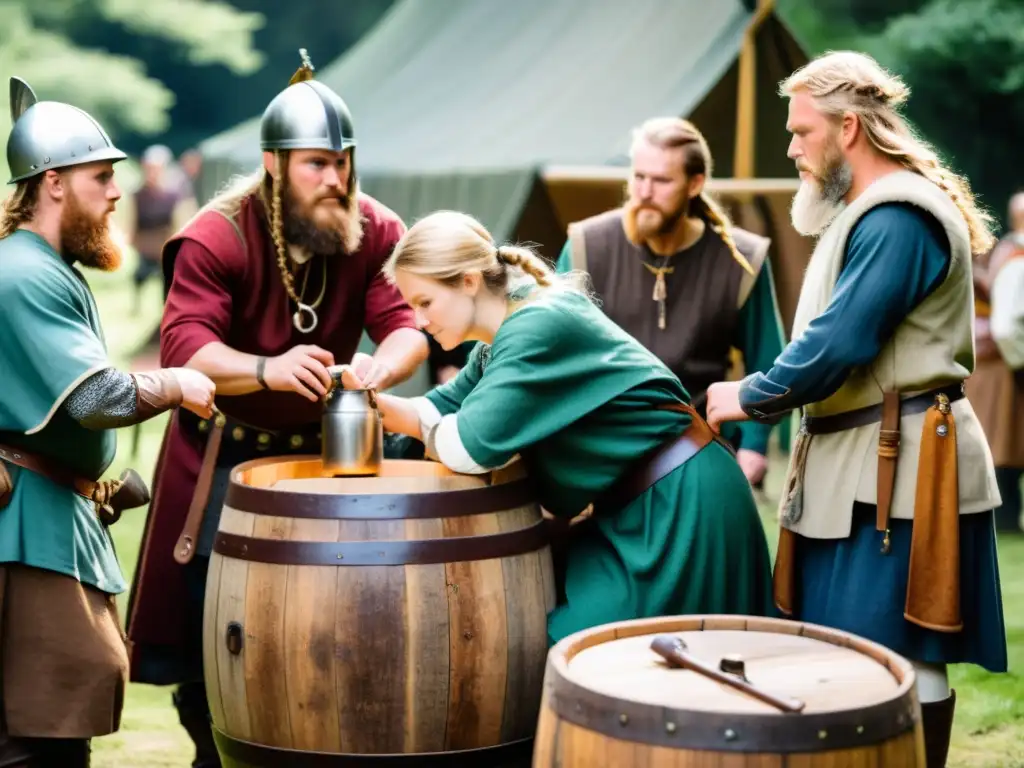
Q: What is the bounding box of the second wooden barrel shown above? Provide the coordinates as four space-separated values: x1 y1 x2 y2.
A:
534 615 926 767
203 457 554 767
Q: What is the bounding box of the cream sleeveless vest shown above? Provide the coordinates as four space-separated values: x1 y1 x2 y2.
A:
785 170 1000 539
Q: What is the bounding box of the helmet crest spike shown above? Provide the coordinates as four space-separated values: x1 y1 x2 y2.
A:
289 48 316 86
9 77 37 122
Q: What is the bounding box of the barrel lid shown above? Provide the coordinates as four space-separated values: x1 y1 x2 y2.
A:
565 628 901 715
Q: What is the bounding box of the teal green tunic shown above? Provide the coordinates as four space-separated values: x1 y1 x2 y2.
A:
424 287 773 644
0 230 126 594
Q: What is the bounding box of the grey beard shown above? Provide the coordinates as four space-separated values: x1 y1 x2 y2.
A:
790 161 853 236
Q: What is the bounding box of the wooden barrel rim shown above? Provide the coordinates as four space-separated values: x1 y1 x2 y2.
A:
212 728 535 766
225 456 537 520
544 614 919 754
213 521 549 565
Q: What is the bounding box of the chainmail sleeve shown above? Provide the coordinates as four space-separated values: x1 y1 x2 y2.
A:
62 368 142 429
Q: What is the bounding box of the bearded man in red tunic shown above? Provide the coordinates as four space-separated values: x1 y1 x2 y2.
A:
124 53 429 766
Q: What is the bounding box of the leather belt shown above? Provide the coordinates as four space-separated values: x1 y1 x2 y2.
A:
593 402 720 516
802 384 965 436
0 443 99 501
177 408 322 468
0 442 150 526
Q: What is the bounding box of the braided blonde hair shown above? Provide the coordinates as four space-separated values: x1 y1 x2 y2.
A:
383 210 590 297
781 51 995 256
0 177 42 239
267 151 302 304
631 117 753 275
185 158 302 305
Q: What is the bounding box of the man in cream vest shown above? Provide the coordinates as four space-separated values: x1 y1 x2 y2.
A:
706 51 1006 768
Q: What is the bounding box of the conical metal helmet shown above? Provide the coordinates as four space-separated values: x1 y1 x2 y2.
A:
6 77 127 184
260 49 357 154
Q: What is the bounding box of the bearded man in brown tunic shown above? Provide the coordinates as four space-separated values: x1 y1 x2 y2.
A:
555 118 786 488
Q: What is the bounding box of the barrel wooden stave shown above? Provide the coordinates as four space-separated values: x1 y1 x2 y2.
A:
535 713 922 768
533 615 927 768
202 458 553 762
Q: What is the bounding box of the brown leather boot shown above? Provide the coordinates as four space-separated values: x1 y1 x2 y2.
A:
921 689 956 767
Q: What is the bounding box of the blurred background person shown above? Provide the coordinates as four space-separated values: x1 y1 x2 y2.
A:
129 144 182 314
967 191 1024 534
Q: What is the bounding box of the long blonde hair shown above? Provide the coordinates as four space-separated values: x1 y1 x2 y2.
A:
630 117 752 275
0 177 42 239
780 51 995 256
383 210 589 298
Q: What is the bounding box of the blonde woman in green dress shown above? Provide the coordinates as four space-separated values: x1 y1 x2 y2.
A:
341 210 773 644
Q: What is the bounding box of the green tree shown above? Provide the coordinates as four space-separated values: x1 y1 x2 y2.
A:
878 0 1024 228
778 0 1023 228
0 0 264 182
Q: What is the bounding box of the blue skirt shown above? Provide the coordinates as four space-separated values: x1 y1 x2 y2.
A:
792 503 1008 672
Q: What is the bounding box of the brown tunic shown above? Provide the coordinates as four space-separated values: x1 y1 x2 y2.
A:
568 208 768 401
0 564 127 738
966 233 1024 468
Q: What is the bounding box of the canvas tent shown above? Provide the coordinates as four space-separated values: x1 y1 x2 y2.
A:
197 0 813 396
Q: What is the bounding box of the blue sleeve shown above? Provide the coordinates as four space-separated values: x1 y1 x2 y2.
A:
739 203 951 419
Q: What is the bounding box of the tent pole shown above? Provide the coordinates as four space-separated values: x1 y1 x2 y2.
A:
734 0 775 182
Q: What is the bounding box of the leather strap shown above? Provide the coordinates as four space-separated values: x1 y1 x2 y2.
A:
876 392 901 549
592 402 718 515
0 443 97 500
802 384 964 435
174 410 227 564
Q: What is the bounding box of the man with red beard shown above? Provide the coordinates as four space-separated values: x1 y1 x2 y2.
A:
556 118 786 489
124 54 429 766
0 78 215 766
706 52 1006 766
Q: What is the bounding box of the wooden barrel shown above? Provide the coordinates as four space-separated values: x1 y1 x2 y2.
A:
202 457 554 767
534 615 926 767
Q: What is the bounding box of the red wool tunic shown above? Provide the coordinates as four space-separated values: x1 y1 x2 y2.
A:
125 193 417 681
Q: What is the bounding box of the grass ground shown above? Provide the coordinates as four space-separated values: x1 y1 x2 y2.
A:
84 254 1023 766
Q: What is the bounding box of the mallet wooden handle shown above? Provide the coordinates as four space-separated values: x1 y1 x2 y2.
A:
650 635 806 714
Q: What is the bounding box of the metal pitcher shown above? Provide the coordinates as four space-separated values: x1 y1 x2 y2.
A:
321 365 383 476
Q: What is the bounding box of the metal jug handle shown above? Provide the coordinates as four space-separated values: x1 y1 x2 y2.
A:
326 364 352 387
325 364 380 410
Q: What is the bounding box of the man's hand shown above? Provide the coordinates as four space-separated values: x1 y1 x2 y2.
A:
705 380 750 434
264 344 335 402
170 368 216 419
350 352 393 391
736 449 768 487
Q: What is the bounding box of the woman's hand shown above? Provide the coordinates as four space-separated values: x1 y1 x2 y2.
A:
329 362 369 391
350 352 393 390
